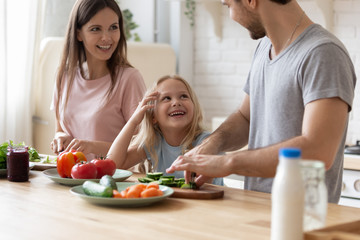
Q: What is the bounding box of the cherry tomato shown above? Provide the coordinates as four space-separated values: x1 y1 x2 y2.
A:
91 158 116 179
71 161 97 179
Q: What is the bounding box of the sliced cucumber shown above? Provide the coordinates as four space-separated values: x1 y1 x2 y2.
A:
146 172 163 180
138 177 155 183
139 172 194 188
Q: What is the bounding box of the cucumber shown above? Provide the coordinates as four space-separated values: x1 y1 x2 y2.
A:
99 175 117 190
160 176 175 181
138 177 155 183
180 182 197 189
82 181 113 197
139 173 189 188
146 172 163 180
158 178 172 185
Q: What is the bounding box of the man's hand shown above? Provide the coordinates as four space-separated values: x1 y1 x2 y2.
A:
167 154 230 187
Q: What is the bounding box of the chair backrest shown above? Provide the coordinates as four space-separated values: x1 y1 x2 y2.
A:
33 37 63 155
33 37 177 155
127 41 176 88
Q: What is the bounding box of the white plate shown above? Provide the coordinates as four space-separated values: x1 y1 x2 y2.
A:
43 168 132 186
70 182 174 207
31 154 57 170
0 162 35 177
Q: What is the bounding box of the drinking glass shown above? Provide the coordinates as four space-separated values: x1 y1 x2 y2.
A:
300 160 327 231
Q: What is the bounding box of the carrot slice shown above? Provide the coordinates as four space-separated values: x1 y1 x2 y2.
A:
146 182 160 189
140 188 160 198
113 190 123 198
126 184 146 198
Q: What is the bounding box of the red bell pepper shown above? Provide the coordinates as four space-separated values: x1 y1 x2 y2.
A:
57 151 87 178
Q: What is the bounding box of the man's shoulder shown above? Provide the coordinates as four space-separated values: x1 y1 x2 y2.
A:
299 24 347 53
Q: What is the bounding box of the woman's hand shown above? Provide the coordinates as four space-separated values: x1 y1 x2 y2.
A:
51 132 73 154
64 138 93 155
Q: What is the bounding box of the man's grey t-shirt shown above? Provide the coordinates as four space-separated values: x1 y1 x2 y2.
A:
243 24 356 203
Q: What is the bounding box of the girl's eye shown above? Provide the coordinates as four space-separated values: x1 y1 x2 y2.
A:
162 96 171 101
180 94 189 99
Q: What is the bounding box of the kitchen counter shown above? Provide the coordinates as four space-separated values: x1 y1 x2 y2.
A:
344 154 360 171
1 170 360 240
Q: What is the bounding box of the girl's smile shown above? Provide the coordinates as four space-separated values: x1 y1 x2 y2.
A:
154 79 194 135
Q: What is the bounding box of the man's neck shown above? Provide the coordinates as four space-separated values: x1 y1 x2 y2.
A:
259 2 312 59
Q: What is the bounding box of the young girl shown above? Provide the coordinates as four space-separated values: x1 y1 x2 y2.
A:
51 0 146 160
107 75 223 185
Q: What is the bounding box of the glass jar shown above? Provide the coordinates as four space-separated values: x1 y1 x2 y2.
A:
300 160 327 231
7 145 29 182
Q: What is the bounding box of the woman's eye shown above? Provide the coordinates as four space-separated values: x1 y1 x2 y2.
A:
162 96 171 101
180 94 189 99
110 25 119 31
90 27 100 32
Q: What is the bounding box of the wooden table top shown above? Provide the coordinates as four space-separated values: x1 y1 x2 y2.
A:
1 170 360 240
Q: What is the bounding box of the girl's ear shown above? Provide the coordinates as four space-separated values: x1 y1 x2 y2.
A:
152 117 158 125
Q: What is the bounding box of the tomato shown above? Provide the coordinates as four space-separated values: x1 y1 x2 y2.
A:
71 161 97 179
90 157 116 179
57 151 87 178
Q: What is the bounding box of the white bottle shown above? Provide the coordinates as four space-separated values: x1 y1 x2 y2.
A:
271 148 304 240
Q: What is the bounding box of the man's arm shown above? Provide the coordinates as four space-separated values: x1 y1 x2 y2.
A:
191 94 251 156
227 97 349 177
168 97 348 182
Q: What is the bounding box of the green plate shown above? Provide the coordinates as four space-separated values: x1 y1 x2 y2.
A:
70 182 174 207
43 168 132 186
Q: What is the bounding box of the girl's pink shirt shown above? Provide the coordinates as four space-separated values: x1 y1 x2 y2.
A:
52 67 146 157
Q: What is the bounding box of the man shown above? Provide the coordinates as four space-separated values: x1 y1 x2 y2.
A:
167 0 356 203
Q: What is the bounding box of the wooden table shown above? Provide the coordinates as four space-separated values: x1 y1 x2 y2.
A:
1 170 360 240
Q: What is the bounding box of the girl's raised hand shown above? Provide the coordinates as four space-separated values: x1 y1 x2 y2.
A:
129 91 159 125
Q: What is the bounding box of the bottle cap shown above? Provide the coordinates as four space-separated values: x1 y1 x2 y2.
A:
279 148 301 158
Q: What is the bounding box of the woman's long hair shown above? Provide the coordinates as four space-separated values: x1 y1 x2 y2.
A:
131 75 205 171
55 0 131 120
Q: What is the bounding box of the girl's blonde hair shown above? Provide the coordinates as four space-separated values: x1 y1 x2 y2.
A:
55 0 132 120
131 75 205 172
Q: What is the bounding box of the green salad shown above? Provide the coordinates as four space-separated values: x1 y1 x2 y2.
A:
0 140 41 169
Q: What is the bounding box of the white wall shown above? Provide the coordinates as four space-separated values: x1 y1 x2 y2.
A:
192 0 360 145
119 0 155 43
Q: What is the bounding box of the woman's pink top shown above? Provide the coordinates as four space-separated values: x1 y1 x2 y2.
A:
52 67 146 159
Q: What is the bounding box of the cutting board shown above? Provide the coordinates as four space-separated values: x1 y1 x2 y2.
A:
305 220 360 240
170 184 224 199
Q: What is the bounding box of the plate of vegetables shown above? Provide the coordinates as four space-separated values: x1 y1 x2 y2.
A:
43 168 132 186
70 180 174 207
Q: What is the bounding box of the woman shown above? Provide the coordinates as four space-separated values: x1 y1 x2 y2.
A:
51 0 146 160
